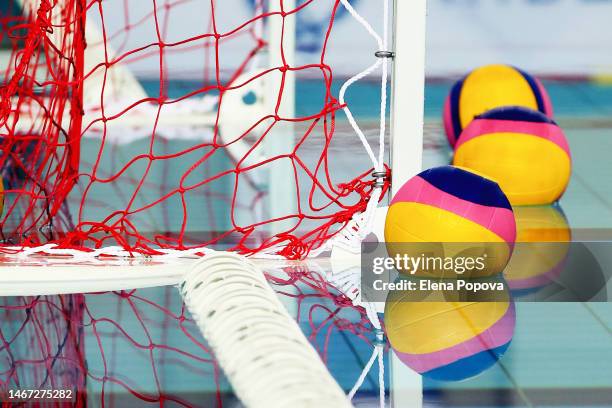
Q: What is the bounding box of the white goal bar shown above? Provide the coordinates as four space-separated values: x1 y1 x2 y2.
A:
390 0 426 196
389 1 427 407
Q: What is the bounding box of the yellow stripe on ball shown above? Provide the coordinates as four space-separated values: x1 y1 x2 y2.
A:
454 133 571 205
385 203 512 278
459 65 539 129
385 299 511 355
385 203 510 243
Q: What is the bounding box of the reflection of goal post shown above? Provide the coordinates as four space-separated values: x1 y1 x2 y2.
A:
1 0 426 407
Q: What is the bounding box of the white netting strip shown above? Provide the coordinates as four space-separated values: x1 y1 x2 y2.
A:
180 252 353 408
302 8 391 403
348 302 386 408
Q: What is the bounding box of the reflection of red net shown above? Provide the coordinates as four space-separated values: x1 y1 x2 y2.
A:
0 269 379 406
0 294 87 406
0 0 389 259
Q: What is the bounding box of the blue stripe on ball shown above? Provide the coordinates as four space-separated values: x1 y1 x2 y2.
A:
515 67 546 113
423 342 512 382
419 166 513 211
449 77 465 142
476 106 557 124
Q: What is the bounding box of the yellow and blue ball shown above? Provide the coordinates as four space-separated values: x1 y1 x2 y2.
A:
453 106 571 205
384 166 516 278
385 280 515 381
444 64 553 147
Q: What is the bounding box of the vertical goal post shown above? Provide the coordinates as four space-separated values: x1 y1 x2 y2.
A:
389 1 427 407
391 0 426 196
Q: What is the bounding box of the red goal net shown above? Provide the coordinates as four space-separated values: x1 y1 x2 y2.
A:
1 1 393 405
0 0 390 260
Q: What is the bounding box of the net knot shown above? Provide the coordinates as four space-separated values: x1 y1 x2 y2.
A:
332 209 358 225
277 235 309 260
333 294 354 308
235 226 255 235
337 177 367 197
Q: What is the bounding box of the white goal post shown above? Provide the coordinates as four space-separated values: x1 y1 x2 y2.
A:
391 0 426 195
389 1 427 407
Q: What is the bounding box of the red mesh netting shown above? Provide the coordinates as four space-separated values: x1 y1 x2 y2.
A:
0 1 389 404
0 0 389 259
0 268 382 407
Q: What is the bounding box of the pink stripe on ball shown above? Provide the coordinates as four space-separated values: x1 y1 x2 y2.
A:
443 95 456 146
456 118 571 159
535 78 554 117
506 256 567 290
